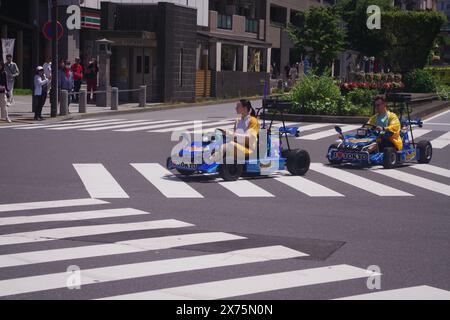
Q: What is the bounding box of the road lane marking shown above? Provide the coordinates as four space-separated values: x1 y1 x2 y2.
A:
0 198 107 213
0 219 193 246
14 119 125 130
114 120 187 132
430 131 450 149
335 285 450 300
371 168 450 196
73 164 129 199
298 125 360 141
81 120 179 131
0 208 149 226
0 246 307 297
218 180 275 197
47 120 137 130
151 120 235 133
424 110 450 122
0 232 245 268
310 163 412 197
275 175 344 197
410 129 431 139
100 264 374 300
410 164 450 178
132 163 204 198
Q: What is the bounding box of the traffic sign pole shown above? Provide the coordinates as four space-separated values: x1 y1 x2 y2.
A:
50 0 59 118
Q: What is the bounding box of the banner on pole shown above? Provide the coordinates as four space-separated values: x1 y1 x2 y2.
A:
1 38 15 62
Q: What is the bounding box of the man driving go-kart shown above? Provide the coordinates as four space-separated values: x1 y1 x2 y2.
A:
365 95 402 153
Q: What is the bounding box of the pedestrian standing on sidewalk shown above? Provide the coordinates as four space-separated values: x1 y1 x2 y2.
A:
85 58 99 103
4 54 20 105
71 57 83 103
34 66 50 121
0 62 12 123
43 57 52 92
58 60 74 111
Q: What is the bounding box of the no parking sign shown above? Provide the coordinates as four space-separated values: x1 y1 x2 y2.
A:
42 21 64 41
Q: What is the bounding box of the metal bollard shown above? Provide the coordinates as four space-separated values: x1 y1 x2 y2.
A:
139 85 147 108
79 89 87 113
111 87 119 111
60 90 68 116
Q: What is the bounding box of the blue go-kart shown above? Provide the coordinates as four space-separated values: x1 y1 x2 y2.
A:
327 121 432 169
167 98 311 181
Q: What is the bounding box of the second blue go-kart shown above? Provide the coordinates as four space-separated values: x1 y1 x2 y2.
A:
166 100 311 181
326 119 433 169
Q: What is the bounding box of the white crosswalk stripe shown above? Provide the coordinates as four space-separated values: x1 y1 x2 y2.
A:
275 174 345 197
430 131 450 149
100 264 375 300
73 164 129 199
0 207 148 226
335 285 450 300
371 168 450 196
218 179 275 197
0 198 108 213
47 120 139 130
114 120 187 132
310 163 412 197
409 164 450 178
0 245 306 297
13 119 126 130
132 163 204 198
0 219 193 246
298 125 360 140
151 120 235 133
408 129 431 139
0 232 246 268
81 120 179 131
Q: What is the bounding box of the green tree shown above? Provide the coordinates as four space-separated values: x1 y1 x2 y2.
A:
287 6 346 75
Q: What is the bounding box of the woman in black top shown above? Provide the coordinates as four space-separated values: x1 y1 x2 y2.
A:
0 61 11 123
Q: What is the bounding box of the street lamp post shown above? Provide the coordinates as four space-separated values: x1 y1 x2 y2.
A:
50 0 59 118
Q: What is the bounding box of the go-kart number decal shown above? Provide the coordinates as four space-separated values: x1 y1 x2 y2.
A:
176 162 198 170
332 151 369 161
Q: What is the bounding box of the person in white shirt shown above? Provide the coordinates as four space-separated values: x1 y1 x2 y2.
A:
34 66 50 121
43 58 52 93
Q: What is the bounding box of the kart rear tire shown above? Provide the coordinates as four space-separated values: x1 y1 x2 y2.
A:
327 143 342 165
383 147 397 169
287 149 310 176
417 140 433 164
218 164 243 181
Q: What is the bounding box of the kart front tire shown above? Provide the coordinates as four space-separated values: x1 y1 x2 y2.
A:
176 169 194 176
218 164 243 181
417 140 433 164
383 147 397 169
287 149 310 176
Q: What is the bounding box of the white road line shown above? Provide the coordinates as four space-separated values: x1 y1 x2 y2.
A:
73 164 129 199
0 124 45 129
81 120 179 131
410 129 431 139
335 285 450 300
0 219 193 246
410 164 450 178
0 232 246 268
218 180 275 197
47 120 136 130
0 198 107 213
430 131 450 149
310 163 412 197
297 123 332 133
424 109 450 122
14 119 125 130
275 175 344 197
151 120 234 133
298 125 360 140
132 163 204 198
114 120 187 132
0 208 149 226
424 123 450 126
194 123 235 134
372 168 450 196
0 245 307 297
100 264 374 300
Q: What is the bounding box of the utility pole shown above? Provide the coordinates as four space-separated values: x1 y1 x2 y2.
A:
50 0 59 118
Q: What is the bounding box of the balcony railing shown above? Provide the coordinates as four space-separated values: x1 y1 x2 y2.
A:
218 14 232 30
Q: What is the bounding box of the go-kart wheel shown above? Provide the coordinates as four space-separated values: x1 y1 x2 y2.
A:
166 157 174 170
417 140 432 163
218 164 243 181
286 149 310 176
327 143 342 165
176 168 194 176
383 147 397 169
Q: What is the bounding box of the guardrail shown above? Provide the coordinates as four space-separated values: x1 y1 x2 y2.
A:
59 85 147 115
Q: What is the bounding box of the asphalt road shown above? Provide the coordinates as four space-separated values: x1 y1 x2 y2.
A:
0 102 449 300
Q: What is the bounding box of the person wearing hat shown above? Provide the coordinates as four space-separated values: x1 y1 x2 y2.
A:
34 66 50 121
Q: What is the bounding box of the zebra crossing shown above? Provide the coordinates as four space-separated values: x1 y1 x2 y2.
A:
73 162 450 199
1 199 448 299
4 117 449 147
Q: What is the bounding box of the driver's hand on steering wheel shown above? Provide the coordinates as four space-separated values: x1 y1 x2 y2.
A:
375 126 383 132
